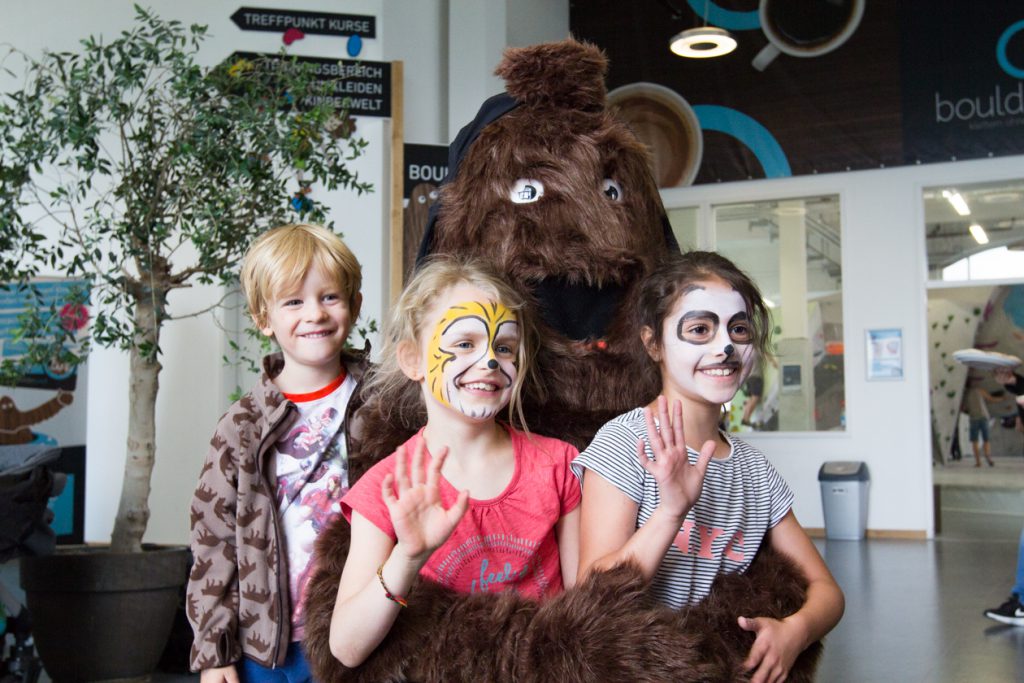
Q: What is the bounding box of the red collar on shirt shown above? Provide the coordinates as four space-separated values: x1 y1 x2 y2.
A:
282 368 347 403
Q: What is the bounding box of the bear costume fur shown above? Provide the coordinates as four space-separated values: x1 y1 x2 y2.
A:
302 38 823 682
303 507 821 683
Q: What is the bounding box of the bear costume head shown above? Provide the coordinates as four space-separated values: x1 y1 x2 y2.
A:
416 37 677 449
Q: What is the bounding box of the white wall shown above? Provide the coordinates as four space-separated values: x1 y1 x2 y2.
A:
381 1 448 144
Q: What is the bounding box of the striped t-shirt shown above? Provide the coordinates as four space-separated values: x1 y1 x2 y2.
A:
571 407 794 609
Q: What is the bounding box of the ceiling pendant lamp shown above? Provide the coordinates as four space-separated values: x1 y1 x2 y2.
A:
669 0 736 59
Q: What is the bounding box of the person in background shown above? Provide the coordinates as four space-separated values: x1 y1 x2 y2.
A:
963 376 1000 467
740 373 764 429
187 224 366 683
995 366 1024 456
983 526 1024 626
984 366 1024 626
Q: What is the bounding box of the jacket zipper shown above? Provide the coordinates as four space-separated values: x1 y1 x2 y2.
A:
258 402 295 669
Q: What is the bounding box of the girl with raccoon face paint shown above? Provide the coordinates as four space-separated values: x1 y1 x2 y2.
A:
573 251 844 683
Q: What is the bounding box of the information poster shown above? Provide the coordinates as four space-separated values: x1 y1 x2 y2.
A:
866 328 904 381
0 279 89 544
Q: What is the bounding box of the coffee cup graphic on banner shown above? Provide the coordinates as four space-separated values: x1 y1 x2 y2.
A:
607 82 703 188
752 0 865 72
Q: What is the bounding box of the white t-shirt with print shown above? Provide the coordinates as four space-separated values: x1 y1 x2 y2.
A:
274 367 356 638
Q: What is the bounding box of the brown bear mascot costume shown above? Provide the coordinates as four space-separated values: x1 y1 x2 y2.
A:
302 39 822 682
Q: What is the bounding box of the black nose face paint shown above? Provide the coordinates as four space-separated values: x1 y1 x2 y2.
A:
487 359 499 369
723 344 734 358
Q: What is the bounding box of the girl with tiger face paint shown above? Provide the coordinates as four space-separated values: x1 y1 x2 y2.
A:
427 298 520 420
331 258 581 669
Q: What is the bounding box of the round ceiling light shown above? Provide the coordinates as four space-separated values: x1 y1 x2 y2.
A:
669 27 737 58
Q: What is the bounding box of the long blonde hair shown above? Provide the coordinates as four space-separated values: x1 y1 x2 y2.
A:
363 255 539 432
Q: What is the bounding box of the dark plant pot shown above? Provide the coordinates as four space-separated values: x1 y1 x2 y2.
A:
20 544 190 682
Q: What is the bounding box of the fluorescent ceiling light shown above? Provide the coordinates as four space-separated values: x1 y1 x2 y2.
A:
969 223 989 244
979 191 1022 204
762 297 777 308
669 27 737 58
942 190 971 216
969 223 988 244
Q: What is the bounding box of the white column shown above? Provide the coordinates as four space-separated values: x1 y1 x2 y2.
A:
777 200 815 430
447 0 508 140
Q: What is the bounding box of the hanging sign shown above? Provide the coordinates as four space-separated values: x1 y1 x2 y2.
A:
402 144 449 279
230 8 376 38
403 144 449 197
230 52 392 117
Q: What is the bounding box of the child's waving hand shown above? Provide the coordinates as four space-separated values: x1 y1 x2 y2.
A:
637 395 715 519
383 440 470 565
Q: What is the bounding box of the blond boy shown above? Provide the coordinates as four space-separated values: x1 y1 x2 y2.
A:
187 224 366 683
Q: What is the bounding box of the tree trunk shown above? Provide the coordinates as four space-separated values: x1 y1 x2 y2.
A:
110 292 163 553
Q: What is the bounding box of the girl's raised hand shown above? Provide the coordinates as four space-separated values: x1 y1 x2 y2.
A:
636 395 715 519
382 440 469 565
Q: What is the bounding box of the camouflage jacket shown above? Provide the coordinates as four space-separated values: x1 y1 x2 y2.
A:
186 349 367 671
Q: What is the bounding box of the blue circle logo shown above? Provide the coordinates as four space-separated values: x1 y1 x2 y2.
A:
996 20 1024 79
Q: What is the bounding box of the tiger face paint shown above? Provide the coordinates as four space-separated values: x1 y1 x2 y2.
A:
426 299 520 420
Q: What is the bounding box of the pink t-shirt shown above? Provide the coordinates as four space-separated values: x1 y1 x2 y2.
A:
341 427 580 599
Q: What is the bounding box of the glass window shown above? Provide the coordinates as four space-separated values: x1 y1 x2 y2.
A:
924 179 1024 282
924 178 1024 464
709 195 845 432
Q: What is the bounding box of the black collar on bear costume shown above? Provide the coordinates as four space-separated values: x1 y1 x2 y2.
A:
415 92 521 265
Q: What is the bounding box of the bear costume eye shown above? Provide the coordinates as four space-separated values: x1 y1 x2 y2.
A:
602 178 623 201
510 179 544 204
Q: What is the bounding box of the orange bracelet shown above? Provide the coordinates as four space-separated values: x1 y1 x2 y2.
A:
376 562 408 607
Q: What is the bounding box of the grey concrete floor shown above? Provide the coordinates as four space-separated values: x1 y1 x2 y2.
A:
815 534 1024 682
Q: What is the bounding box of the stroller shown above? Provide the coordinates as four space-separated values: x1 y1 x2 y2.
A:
0 445 65 683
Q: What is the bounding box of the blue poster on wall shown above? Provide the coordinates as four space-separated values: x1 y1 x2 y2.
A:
0 279 89 391
0 278 89 545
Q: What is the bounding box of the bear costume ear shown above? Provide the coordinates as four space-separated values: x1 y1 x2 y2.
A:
496 37 607 112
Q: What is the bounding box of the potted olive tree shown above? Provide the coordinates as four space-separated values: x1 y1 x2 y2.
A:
0 7 371 680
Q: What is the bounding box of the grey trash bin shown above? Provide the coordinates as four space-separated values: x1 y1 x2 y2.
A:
818 461 869 540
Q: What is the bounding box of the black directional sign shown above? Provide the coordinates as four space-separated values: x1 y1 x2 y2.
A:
231 7 376 38
230 52 391 117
